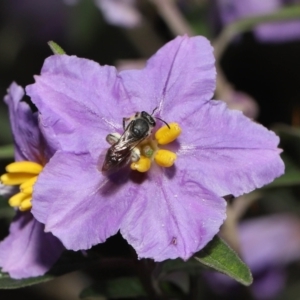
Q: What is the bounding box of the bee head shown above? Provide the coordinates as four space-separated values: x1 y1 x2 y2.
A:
141 111 156 127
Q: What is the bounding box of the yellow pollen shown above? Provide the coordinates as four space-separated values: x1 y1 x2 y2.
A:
8 192 28 207
154 149 177 167
19 197 32 211
155 123 182 145
6 161 43 174
1 173 35 185
130 155 151 172
2 161 43 212
22 185 33 195
20 176 38 190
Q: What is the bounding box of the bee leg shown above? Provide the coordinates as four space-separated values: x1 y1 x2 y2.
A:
106 133 121 145
131 147 141 162
123 117 131 130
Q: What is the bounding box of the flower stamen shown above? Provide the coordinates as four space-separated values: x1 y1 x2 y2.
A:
131 122 181 173
1 161 43 211
131 155 151 172
8 192 28 207
154 149 177 167
19 198 32 211
20 176 38 190
0 173 34 185
5 161 43 174
155 122 181 145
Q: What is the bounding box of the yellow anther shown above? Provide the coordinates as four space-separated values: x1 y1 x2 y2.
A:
1 173 34 185
1 161 42 211
154 149 177 167
6 161 43 174
20 176 38 190
19 197 32 211
155 123 182 145
131 155 151 173
22 185 33 195
8 192 28 207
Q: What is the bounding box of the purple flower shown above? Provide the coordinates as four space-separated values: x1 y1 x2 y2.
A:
26 35 284 261
205 215 300 299
95 0 141 28
0 83 64 279
216 0 300 42
65 0 141 28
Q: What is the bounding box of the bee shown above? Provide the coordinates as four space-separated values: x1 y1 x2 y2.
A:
100 108 169 173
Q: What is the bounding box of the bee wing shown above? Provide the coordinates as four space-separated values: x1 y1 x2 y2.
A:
100 129 143 174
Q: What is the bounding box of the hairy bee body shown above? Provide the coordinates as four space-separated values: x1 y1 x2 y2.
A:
101 111 156 173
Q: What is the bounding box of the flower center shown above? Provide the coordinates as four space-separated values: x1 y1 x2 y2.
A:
130 122 181 173
0 161 43 211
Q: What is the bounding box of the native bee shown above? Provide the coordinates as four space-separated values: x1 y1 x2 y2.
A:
100 108 169 173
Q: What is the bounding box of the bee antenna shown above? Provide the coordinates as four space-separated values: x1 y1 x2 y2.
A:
151 107 158 115
156 117 170 129
151 107 170 129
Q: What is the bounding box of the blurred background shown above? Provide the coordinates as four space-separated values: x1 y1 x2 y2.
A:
1 0 300 299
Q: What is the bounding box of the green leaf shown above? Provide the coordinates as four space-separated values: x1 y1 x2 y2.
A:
48 41 66 55
0 251 100 289
80 277 147 299
0 144 14 159
162 236 252 286
0 272 54 289
194 236 252 286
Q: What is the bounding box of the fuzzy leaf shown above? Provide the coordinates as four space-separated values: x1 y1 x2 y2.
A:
194 236 252 286
161 236 252 286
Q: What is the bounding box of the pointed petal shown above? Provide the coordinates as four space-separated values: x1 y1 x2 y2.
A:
32 151 135 250
4 82 48 163
174 100 284 197
26 55 129 157
0 212 64 279
120 167 226 261
119 35 216 120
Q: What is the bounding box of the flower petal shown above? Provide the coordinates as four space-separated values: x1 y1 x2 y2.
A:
175 100 284 197
119 35 216 120
0 212 64 279
251 268 286 300
239 215 300 272
120 166 226 261
95 0 141 28
4 82 47 163
26 55 128 157
32 151 135 250
255 21 300 43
